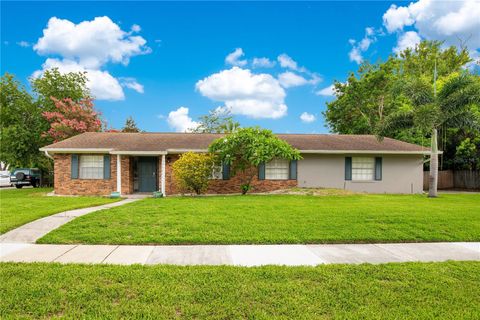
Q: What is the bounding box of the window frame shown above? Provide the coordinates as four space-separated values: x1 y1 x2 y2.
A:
351 156 375 182
265 158 290 180
78 154 105 180
210 163 223 180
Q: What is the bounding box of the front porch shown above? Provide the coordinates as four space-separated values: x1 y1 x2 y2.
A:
114 154 166 196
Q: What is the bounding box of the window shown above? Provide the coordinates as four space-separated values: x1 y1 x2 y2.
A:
265 158 289 180
79 155 104 179
352 157 375 181
210 163 223 180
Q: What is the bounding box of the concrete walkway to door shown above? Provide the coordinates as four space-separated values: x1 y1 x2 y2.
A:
1 242 478 266
0 198 139 243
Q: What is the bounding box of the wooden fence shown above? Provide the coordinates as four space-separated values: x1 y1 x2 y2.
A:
423 170 480 190
453 171 480 190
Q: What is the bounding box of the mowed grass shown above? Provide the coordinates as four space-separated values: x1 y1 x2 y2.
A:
39 194 480 244
0 188 119 234
1 262 479 319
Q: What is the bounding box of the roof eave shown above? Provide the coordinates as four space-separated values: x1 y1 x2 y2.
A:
110 151 167 155
39 147 113 153
299 150 436 155
40 147 437 155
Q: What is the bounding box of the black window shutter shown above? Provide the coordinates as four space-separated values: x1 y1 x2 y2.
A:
222 162 230 180
289 160 297 180
258 162 265 180
71 154 79 179
104 155 111 179
345 157 352 181
375 157 382 181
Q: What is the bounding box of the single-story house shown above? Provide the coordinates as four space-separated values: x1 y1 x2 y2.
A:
40 132 431 196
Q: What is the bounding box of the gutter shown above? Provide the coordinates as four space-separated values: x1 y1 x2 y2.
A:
110 151 167 155
43 150 53 159
39 148 439 156
39 148 113 153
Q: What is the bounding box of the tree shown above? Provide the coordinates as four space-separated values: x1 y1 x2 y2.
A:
31 68 90 112
454 137 479 170
0 73 45 169
1 70 94 183
122 116 141 132
378 72 480 197
208 127 301 194
42 97 103 142
172 152 215 195
192 109 240 133
324 40 479 173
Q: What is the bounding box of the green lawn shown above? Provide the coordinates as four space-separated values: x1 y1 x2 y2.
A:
0 188 119 234
1 262 478 319
39 194 480 245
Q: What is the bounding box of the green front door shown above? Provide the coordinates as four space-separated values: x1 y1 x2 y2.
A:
138 157 157 192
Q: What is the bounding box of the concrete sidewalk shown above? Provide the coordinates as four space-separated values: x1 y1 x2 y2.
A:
0 198 139 243
1 242 478 266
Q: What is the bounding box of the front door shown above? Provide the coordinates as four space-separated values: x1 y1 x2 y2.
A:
138 157 157 192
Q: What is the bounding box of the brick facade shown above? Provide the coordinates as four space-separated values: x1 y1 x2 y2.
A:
54 154 132 196
121 156 134 194
54 153 296 196
163 154 297 195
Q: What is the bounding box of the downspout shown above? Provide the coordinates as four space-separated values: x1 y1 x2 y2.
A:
44 150 53 159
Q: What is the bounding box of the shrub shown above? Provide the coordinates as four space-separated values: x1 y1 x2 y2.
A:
209 127 301 194
172 152 215 195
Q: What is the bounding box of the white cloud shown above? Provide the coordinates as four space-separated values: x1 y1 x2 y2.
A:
383 4 415 33
277 53 321 85
383 0 480 50
300 112 316 123
167 107 199 132
252 57 275 68
365 27 375 36
131 24 141 33
17 41 31 47
34 16 150 69
278 53 299 70
349 47 363 64
277 53 308 73
394 31 422 54
348 27 378 64
278 71 308 88
309 74 322 85
225 48 247 67
119 77 144 94
278 71 320 88
32 16 149 101
316 84 336 97
196 67 287 119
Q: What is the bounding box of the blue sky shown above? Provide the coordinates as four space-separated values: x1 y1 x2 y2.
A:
2 1 479 133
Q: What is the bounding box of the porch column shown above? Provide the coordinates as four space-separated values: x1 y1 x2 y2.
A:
116 154 122 194
161 154 166 196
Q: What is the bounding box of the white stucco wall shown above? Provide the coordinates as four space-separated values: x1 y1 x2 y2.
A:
297 154 424 194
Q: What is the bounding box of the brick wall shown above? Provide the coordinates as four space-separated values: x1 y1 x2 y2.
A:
55 153 296 196
121 156 133 194
54 154 132 196
163 154 297 195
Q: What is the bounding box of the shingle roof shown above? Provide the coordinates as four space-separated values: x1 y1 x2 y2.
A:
40 132 429 154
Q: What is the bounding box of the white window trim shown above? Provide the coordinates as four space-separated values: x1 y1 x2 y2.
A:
79 155 104 180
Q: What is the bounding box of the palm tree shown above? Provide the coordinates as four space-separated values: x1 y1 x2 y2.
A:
377 72 480 197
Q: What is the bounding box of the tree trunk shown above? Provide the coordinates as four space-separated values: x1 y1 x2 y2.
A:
241 170 255 195
428 128 438 198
